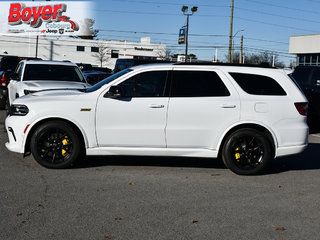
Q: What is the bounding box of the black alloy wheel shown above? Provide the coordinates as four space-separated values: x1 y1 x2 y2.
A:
30 121 83 169
222 128 272 175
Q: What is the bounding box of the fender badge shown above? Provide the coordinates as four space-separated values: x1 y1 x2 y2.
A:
80 108 91 111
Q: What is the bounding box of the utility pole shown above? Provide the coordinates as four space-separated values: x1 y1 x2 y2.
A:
35 35 39 58
185 15 189 63
240 35 243 64
228 0 234 63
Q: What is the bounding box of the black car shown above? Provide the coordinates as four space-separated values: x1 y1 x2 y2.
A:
0 56 41 109
291 65 320 129
0 56 22 109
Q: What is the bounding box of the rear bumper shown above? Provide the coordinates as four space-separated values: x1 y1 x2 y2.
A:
276 143 308 157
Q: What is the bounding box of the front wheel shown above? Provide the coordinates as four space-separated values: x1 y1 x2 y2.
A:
222 128 272 175
30 121 83 169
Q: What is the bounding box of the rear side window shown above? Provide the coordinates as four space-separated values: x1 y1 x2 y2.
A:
230 73 286 96
292 67 311 85
171 71 230 97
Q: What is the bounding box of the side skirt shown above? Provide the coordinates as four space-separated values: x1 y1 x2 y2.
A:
86 147 218 158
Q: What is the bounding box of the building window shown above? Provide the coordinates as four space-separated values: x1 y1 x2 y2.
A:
91 47 99 53
111 50 119 58
77 46 85 52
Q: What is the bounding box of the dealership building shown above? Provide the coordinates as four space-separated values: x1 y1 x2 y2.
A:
0 35 166 70
289 34 320 66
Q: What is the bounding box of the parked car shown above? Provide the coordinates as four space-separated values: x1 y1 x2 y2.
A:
113 58 172 73
5 63 308 175
1 56 25 109
83 70 111 85
291 65 320 128
7 60 89 106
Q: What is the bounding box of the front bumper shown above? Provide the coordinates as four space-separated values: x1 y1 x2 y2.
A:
5 115 30 154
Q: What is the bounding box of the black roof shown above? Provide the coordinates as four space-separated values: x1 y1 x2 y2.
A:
174 62 275 68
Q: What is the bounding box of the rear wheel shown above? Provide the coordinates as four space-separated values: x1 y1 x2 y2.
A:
222 128 272 175
30 121 83 169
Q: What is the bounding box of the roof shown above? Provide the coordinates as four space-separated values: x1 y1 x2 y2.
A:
130 62 276 71
21 60 77 66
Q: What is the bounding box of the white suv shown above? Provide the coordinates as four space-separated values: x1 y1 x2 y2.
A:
7 60 89 105
5 63 309 175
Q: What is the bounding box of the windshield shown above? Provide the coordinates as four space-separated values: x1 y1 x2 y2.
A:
85 68 132 93
23 64 86 82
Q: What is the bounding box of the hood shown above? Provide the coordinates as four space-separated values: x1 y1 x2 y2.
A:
22 81 88 90
13 88 87 105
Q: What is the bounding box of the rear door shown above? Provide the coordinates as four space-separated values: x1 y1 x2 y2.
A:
165 68 240 149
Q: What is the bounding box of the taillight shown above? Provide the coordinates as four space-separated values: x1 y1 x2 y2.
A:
1 73 7 87
294 102 308 116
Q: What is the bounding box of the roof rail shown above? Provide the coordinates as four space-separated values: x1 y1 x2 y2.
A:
174 62 275 68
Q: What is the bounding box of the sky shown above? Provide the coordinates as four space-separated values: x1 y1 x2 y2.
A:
2 0 320 65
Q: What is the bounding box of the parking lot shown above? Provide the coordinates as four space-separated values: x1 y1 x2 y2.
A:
0 109 320 240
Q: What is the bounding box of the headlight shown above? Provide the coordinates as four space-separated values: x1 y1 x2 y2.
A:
9 104 29 116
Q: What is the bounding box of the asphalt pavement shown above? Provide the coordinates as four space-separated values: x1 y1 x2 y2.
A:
1 110 320 240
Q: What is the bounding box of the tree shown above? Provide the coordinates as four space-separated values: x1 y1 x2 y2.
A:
79 18 99 40
93 43 109 67
229 51 285 67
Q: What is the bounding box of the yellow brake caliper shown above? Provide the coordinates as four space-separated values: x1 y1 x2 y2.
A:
235 147 240 162
61 136 69 157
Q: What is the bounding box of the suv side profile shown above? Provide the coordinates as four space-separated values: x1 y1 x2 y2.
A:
5 63 308 175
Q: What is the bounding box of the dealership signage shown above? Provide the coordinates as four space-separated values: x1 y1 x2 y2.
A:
178 27 186 44
0 1 92 36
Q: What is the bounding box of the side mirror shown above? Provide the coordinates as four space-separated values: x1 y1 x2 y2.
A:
104 85 123 98
316 80 320 87
9 73 19 81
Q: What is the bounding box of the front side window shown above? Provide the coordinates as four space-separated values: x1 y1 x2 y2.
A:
171 71 230 97
118 71 168 97
230 72 287 96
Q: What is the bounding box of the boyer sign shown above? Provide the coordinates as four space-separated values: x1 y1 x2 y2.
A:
0 1 92 36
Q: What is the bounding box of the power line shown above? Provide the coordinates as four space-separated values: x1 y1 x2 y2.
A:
235 6 320 24
241 0 320 15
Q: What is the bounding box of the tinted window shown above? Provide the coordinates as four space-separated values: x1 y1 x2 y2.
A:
311 69 320 85
91 47 99 53
171 71 230 97
118 71 168 97
292 67 311 85
23 64 85 82
77 46 85 52
230 73 286 96
111 50 119 58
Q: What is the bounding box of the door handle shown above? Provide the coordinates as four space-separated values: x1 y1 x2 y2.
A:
149 104 165 108
220 104 236 108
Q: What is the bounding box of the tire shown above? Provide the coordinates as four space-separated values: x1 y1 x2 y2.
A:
30 120 83 169
222 128 272 175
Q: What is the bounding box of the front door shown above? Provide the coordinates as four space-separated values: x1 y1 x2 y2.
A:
96 70 169 148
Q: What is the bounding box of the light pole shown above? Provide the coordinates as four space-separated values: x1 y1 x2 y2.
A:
231 29 244 63
181 5 198 63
